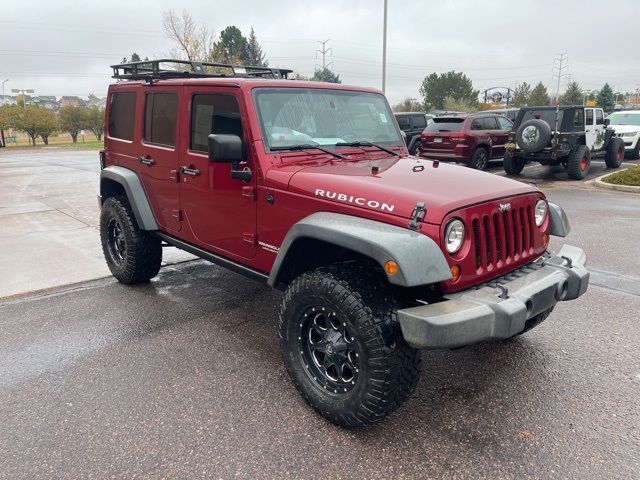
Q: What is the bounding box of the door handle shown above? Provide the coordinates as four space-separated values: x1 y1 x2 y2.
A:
139 156 155 166
179 166 200 176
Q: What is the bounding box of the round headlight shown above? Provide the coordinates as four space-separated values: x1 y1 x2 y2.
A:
535 199 548 227
445 219 465 254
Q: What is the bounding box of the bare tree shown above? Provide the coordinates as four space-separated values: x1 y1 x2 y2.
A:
161 10 215 62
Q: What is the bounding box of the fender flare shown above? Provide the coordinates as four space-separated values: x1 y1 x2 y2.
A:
100 166 158 230
548 202 570 237
267 212 452 288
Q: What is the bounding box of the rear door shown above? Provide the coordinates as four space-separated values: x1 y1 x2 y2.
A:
178 88 257 260
138 88 182 232
493 116 513 157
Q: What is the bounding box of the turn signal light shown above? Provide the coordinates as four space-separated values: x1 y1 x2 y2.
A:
384 260 399 276
542 233 550 249
450 265 461 283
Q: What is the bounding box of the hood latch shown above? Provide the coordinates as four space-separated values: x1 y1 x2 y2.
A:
408 202 426 230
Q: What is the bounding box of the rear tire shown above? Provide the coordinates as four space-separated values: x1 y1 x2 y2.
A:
470 147 489 170
567 145 591 180
99 195 162 284
409 140 420 156
278 264 421 428
503 150 525 175
605 137 625 168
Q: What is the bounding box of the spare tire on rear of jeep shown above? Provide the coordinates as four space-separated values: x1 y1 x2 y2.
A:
516 119 551 153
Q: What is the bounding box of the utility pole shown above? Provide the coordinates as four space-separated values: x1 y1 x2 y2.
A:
382 0 388 94
316 39 333 70
552 53 568 139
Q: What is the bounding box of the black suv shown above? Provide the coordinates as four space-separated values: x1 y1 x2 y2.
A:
394 112 433 155
504 106 625 179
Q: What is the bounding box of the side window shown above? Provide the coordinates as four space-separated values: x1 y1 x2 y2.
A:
481 117 499 130
595 109 604 125
585 109 594 125
412 114 427 129
144 93 178 147
396 115 410 130
573 110 584 127
497 116 512 130
470 118 483 130
108 92 136 141
191 94 243 153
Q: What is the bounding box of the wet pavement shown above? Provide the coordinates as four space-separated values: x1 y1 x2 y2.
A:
0 149 194 298
1 174 639 478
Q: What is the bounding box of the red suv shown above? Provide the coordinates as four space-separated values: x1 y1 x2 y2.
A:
419 113 513 169
99 60 588 428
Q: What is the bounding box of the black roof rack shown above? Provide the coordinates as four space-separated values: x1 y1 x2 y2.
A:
111 59 293 81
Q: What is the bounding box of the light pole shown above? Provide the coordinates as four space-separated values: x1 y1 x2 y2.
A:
1 79 8 103
381 0 388 94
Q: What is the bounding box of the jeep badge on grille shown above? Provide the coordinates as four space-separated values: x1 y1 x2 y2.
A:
499 203 512 212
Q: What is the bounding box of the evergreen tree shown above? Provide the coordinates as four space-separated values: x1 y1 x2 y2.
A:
560 81 584 105
212 26 249 64
596 83 615 112
245 28 268 66
512 82 531 107
311 67 341 83
529 82 550 106
419 71 478 110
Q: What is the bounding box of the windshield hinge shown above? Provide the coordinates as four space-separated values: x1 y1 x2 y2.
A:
408 202 426 230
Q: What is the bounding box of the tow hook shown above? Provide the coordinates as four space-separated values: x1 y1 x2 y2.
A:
561 255 573 268
408 202 426 230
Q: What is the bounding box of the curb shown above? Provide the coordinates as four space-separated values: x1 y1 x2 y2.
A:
593 169 640 194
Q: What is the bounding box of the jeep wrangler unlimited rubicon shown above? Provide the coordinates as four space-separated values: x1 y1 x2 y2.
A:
99 60 589 427
503 106 625 179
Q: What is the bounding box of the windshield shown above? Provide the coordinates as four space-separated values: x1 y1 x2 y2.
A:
424 118 465 132
608 113 640 126
254 88 403 149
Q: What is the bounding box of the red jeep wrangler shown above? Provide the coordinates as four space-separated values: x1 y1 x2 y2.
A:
99 60 589 427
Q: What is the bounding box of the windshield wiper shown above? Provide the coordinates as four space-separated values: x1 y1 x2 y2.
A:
270 144 346 160
335 141 400 157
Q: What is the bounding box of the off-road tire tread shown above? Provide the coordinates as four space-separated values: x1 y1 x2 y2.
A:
100 195 162 284
605 137 625 168
278 264 421 428
567 145 590 180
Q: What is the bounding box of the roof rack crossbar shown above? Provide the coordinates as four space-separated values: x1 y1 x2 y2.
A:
111 59 292 81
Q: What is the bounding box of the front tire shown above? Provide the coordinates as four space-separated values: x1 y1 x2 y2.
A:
99 195 162 284
567 145 591 180
503 150 525 175
605 137 625 168
470 147 489 170
278 265 421 428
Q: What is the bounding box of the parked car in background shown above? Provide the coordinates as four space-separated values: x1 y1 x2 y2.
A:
419 113 513 169
482 107 520 122
503 106 625 179
394 112 434 155
607 110 640 159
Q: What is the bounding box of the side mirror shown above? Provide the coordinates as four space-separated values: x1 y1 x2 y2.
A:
208 134 243 163
208 133 252 181
604 118 610 127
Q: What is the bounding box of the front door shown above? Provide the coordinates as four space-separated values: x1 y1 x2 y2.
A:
584 108 597 150
179 88 257 260
137 88 182 232
593 109 605 150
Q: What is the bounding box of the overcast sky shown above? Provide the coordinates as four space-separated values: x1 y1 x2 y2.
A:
1 0 639 105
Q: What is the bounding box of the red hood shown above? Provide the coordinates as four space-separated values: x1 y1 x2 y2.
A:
282 157 540 224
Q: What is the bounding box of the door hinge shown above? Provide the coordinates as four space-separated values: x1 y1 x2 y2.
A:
171 209 183 221
243 233 257 245
242 185 256 201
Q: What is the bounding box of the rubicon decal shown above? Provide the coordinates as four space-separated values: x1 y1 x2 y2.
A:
315 189 395 212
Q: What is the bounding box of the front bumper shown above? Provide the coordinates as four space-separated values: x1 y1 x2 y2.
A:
398 245 589 349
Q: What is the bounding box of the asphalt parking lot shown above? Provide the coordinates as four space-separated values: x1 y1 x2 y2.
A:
1 148 639 479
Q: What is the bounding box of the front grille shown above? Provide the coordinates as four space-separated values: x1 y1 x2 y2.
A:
472 205 535 271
